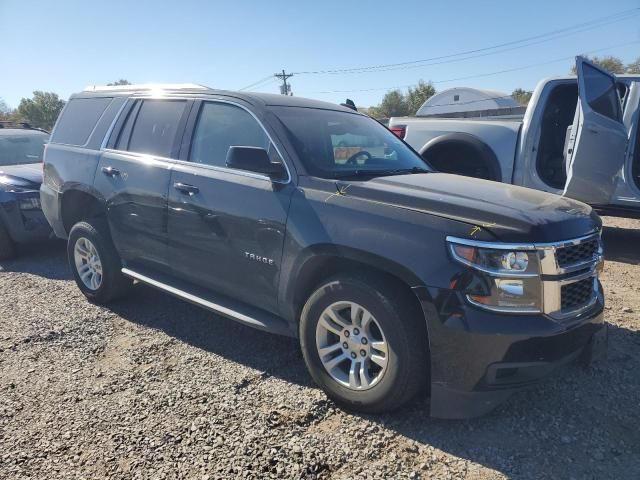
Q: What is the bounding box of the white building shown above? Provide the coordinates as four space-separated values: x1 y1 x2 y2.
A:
416 87 520 117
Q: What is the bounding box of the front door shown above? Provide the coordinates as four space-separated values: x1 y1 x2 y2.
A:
167 100 293 313
95 98 191 271
563 57 628 205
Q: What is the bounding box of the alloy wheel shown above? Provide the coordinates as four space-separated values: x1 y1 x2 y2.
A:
73 237 103 291
315 301 389 390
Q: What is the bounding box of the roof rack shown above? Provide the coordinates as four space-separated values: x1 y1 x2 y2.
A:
83 83 210 92
0 121 49 133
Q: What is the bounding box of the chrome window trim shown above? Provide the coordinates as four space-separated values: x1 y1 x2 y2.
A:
100 99 130 150
171 157 277 183
99 96 293 185
186 98 292 185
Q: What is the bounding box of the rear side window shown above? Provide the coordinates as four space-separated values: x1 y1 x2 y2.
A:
190 102 269 167
127 100 187 158
582 63 622 122
51 97 113 146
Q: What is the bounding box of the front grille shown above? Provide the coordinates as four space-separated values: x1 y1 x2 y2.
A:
561 277 595 311
556 239 599 268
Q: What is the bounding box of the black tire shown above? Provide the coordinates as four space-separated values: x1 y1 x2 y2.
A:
0 220 16 260
299 274 428 413
67 218 132 304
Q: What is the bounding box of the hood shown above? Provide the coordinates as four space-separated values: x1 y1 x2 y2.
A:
343 173 600 243
0 163 43 190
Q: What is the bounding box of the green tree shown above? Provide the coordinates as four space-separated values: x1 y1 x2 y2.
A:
107 79 132 86
16 91 65 131
0 99 13 121
571 55 626 74
627 57 640 74
406 81 436 115
511 88 533 106
375 89 409 118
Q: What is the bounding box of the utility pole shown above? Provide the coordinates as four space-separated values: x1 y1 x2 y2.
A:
274 69 293 95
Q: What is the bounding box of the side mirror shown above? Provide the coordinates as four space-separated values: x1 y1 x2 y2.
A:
226 146 286 179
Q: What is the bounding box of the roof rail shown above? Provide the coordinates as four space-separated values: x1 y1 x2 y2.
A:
82 83 209 92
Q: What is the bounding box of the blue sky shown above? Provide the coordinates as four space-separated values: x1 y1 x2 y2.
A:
2 0 639 108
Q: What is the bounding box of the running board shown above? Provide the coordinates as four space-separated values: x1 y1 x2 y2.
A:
121 267 292 337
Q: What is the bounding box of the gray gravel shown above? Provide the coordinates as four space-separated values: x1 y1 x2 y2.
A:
1 216 639 479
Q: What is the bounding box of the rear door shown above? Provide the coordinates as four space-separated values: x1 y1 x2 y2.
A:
563 57 628 205
96 98 191 271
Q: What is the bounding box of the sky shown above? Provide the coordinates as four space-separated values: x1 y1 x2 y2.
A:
2 0 640 109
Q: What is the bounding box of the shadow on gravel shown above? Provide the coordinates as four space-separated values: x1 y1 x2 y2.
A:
360 322 640 479
106 283 314 387
602 225 640 265
108 280 640 478
0 240 70 280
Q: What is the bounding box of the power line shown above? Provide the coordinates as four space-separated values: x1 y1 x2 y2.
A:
297 40 639 95
291 8 639 76
239 75 274 91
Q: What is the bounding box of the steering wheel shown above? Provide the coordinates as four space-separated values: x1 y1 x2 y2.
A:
346 150 372 165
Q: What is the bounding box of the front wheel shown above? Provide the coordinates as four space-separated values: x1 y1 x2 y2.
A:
299 275 428 413
67 219 132 304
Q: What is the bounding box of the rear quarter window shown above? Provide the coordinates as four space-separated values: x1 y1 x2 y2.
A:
51 97 113 146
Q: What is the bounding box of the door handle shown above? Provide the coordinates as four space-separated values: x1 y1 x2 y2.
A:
174 182 199 195
587 127 599 134
101 166 120 177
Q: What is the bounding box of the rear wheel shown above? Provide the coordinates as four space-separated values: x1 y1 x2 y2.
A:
67 219 132 303
0 220 16 260
299 275 428 413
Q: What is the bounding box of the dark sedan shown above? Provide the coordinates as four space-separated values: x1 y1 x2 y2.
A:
0 122 52 259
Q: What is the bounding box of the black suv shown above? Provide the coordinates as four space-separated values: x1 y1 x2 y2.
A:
41 84 606 418
0 122 51 258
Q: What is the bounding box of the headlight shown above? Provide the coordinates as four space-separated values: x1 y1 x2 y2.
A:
449 243 539 275
447 239 542 313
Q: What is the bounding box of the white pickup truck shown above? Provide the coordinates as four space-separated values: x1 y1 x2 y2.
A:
389 57 640 218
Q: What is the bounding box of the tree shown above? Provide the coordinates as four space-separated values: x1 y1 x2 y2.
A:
511 88 533 106
16 91 65 131
107 79 132 86
0 98 13 121
571 55 626 74
627 57 640 74
406 81 436 115
368 89 409 118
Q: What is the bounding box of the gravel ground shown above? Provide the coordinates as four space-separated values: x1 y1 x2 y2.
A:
1 216 639 480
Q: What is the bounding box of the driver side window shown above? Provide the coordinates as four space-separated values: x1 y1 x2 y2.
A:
190 102 271 167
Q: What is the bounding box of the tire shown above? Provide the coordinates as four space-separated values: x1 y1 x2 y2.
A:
299 274 428 413
67 218 131 304
0 220 16 260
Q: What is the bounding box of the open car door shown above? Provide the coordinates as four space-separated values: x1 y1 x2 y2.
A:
563 57 628 205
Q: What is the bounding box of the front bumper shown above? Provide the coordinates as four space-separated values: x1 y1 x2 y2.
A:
415 284 606 419
0 190 52 244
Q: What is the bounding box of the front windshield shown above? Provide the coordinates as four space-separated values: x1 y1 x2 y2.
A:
273 106 430 178
0 132 49 166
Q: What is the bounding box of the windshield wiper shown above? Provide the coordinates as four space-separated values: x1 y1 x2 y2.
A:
328 166 430 179
381 166 430 175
